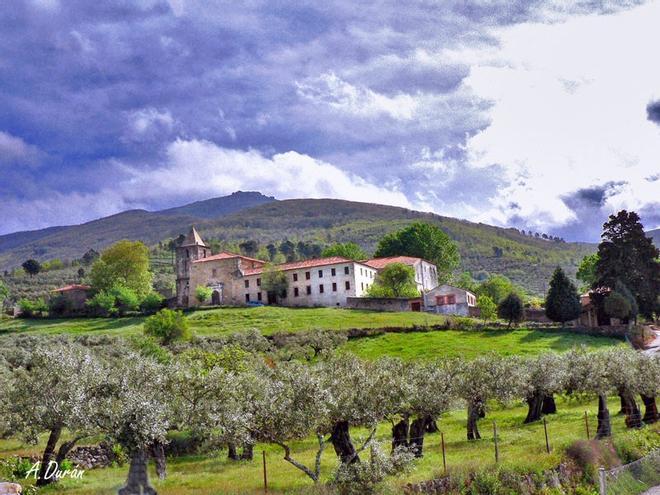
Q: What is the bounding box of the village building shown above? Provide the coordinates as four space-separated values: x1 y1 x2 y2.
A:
50 284 92 312
175 227 437 309
424 284 477 316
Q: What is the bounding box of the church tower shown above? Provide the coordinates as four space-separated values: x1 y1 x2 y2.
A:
175 226 209 306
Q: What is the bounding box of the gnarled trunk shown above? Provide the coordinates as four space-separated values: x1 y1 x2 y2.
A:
541 394 557 415
151 442 167 480
392 418 409 452
36 425 62 487
409 416 435 457
524 392 544 424
118 449 157 495
467 400 483 441
227 443 240 461
595 394 611 439
641 394 658 424
240 443 254 461
330 421 359 464
620 391 643 429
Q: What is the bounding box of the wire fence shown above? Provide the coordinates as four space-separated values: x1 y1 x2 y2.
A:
600 449 660 495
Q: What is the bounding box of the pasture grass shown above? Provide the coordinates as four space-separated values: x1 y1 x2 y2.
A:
4 396 658 494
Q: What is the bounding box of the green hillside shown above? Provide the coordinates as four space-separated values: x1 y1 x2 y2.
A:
0 195 598 295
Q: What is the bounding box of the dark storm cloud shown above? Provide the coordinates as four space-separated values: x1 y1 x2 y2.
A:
562 181 627 209
647 100 660 124
0 0 647 235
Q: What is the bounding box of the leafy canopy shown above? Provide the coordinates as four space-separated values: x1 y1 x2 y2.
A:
497 292 524 327
90 240 153 298
144 308 191 345
321 242 368 261
476 274 524 305
22 259 41 277
261 265 289 299
374 222 459 283
366 263 419 298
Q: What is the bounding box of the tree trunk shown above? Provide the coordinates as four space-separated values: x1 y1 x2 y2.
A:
524 392 544 424
467 400 483 440
54 436 83 467
330 421 359 464
391 418 409 452
240 443 254 461
541 394 557 415
620 391 643 429
618 391 627 415
641 395 658 424
408 416 435 457
36 425 62 487
595 394 612 439
227 443 240 461
151 442 167 480
118 449 157 495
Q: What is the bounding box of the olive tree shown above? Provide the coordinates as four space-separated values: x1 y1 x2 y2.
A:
522 353 568 423
638 354 660 424
98 355 171 495
457 355 527 440
6 344 105 487
606 348 644 428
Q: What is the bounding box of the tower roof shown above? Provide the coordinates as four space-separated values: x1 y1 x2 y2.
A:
181 226 207 247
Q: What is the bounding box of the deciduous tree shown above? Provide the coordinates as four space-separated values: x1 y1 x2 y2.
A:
90 240 153 298
322 242 368 261
497 292 524 328
22 259 41 278
367 263 419 298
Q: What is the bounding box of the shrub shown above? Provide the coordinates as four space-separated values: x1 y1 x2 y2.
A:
195 286 213 304
140 292 164 314
18 298 47 318
129 336 173 364
144 308 191 345
109 286 140 315
48 294 73 316
86 291 117 317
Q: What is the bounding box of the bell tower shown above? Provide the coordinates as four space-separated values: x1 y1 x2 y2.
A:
175 226 209 306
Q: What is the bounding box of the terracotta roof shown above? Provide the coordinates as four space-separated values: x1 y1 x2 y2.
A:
243 256 366 276
51 284 91 292
181 226 208 247
193 251 266 265
363 256 424 269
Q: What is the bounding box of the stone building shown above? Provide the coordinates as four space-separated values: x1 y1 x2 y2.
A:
175 227 439 309
50 284 92 312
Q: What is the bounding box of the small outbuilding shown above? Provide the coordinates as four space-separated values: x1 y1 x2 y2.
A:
424 284 477 316
51 284 92 312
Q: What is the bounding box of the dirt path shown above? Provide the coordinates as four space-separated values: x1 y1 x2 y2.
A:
642 325 660 356
641 486 660 495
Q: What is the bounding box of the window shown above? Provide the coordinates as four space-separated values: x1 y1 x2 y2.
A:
345 281 350 290
361 282 364 290
319 284 324 293
245 294 250 303
257 292 262 301
331 268 336 276
332 282 337 292
294 287 299 297
305 271 311 280
244 280 250 288
212 268 217 277
436 295 456 306
306 285 312 295
344 266 349 275
186 249 190 258
318 269 323 278
360 268 363 276
257 278 261 287
293 273 298 282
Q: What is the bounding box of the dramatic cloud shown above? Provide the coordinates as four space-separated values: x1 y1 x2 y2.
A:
0 0 656 238
647 100 660 124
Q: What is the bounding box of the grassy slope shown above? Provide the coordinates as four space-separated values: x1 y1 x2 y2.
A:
5 397 656 495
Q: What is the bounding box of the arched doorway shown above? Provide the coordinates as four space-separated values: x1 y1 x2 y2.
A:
211 290 221 305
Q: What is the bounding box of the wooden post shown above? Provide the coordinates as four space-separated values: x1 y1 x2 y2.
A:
441 431 447 475
584 411 590 440
262 450 268 493
543 417 550 454
493 421 499 463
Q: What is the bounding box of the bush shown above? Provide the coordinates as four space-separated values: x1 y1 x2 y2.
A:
140 292 164 314
144 308 191 345
18 298 47 318
497 292 524 327
129 336 173 364
195 286 213 304
109 286 140 315
86 291 117 317
48 294 73 316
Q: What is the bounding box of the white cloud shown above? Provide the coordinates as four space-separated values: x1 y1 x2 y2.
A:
296 72 419 120
129 108 174 135
450 1 660 231
120 138 413 208
0 131 43 167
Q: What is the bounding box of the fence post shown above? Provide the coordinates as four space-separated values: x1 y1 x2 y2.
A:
584 411 590 440
262 450 268 493
598 467 606 495
543 417 550 454
493 421 499 463
441 431 447 475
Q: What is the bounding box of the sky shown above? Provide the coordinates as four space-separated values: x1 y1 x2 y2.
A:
1 0 659 241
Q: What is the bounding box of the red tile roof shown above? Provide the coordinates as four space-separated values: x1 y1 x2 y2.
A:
243 256 365 276
363 256 423 269
193 251 266 265
51 284 92 292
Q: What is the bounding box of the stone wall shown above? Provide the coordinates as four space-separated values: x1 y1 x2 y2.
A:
346 297 422 312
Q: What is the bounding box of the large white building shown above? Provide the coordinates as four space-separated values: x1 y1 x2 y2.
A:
175 227 439 308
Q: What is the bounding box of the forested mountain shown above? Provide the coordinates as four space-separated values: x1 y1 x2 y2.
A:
0 194 600 295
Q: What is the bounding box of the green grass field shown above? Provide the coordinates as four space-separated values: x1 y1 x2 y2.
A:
3 396 657 495
0 307 448 338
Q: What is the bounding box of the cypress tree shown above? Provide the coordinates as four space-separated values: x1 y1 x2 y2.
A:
545 267 581 326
